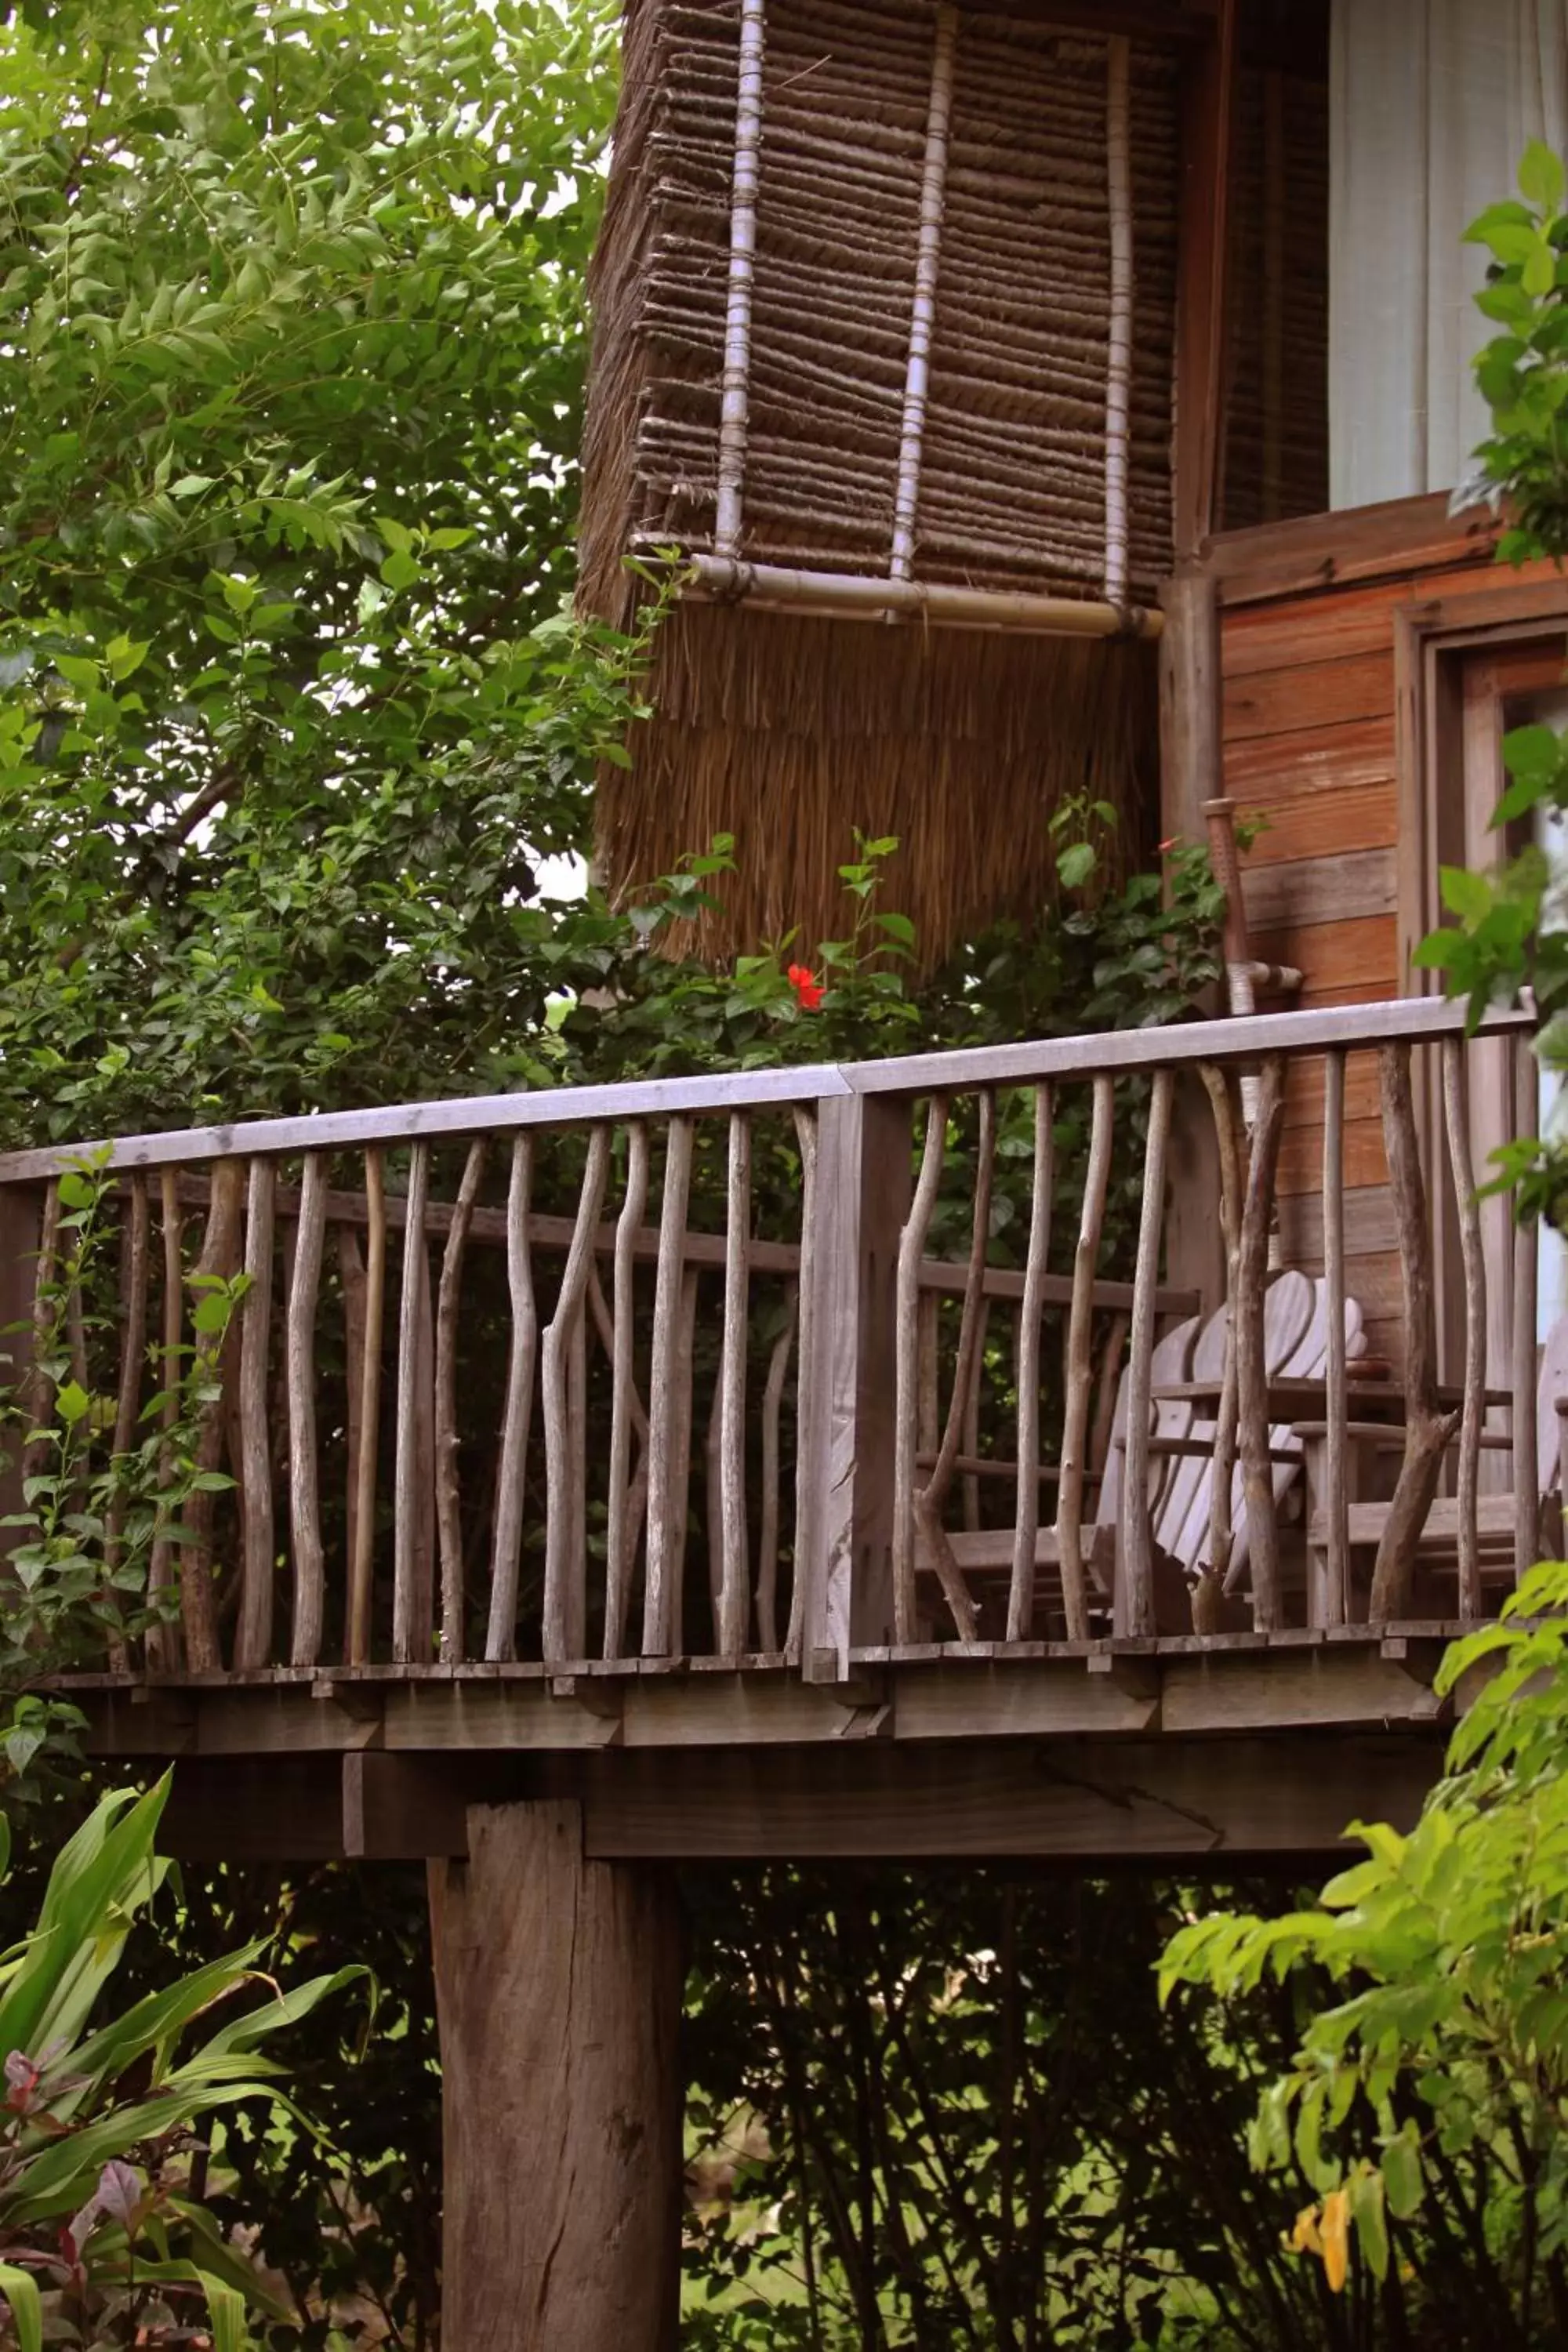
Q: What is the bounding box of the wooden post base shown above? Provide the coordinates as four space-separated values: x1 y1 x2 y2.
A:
428 1799 683 2350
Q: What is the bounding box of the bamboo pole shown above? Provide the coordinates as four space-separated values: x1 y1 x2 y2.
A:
890 2 957 581
436 1139 487 1664
1120 1068 1174 1637
713 0 766 556
1007 1084 1053 1642
894 1097 948 1642
487 1136 537 1662
286 1155 328 1667
1441 1040 1484 1621
543 1128 611 1666
1055 1076 1114 1642
687 555 1163 639
1104 34 1134 610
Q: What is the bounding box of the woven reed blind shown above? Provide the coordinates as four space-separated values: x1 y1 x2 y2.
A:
580 0 1181 617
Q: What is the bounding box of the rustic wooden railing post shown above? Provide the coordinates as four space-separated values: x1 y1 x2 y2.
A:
0 1179 43 1549
796 1090 910 1682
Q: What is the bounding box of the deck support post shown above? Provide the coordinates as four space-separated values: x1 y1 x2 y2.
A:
428 1800 683 2352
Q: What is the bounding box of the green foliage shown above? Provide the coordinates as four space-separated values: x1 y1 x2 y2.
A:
0 1773 360 2347
1160 1563 1568 2341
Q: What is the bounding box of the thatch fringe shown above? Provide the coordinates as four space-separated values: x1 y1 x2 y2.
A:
596 602 1156 971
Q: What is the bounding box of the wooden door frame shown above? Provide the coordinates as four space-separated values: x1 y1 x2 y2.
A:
1393 579 1568 1381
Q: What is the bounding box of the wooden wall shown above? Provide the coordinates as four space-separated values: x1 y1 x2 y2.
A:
1203 493 1564 1362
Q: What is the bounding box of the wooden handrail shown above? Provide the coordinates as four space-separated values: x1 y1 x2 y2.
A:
0 996 1534 1181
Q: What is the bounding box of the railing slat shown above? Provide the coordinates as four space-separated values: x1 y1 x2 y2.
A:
1008 1083 1053 1642
644 1116 695 1657
757 1283 797 1654
393 1140 432 1664
915 1090 995 1642
1120 1067 1174 1638
786 1108 817 1662
1056 1074 1113 1642
180 1163 244 1673
1236 1056 1286 1631
718 1111 753 1657
1440 1038 1484 1621
543 1127 611 1665
436 1139 487 1664
1319 1051 1349 1629
103 1174 149 1661
1194 1064 1242 1627
894 1096 948 1642
1369 1044 1457 1624
668 1264 701 1657
348 1150 386 1665
22 1178 61 1489
1513 1025 1541 1585
287 1156 328 1668
147 1171 183 1671
235 1157 277 1669
487 1136 538 1663
605 1123 650 1661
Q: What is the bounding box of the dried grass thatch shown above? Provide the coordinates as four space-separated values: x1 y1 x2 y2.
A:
600 600 1158 969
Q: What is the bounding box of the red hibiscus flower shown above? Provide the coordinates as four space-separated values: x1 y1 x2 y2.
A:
787 964 824 1011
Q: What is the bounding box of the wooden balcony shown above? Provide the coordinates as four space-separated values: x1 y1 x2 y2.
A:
0 994 1539 1864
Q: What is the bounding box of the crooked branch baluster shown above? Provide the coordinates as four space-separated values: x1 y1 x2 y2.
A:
1120 1068 1174 1638
1056 1076 1112 1642
1441 1040 1485 1621
180 1163 243 1673
288 1156 328 1668
348 1150 386 1666
605 1123 650 1662
914 1091 995 1642
103 1175 149 1665
757 1283 797 1654
717 1112 753 1658
1196 1064 1242 1629
786 1107 817 1663
543 1127 611 1666
1513 1033 1541 1583
488 1136 537 1663
895 1097 948 1642
1316 1051 1349 1629
393 1142 433 1665
437 1139 487 1664
644 1116 695 1657
1008 1085 1053 1642
235 1158 277 1671
1370 1045 1457 1625
1236 1057 1286 1630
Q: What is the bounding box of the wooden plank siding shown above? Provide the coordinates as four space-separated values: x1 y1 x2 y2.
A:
1202 492 1566 1364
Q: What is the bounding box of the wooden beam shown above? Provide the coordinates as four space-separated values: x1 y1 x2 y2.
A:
1173 0 1240 554
429 1802 682 2352
555 1734 1442 1861
1159 572 1227 1317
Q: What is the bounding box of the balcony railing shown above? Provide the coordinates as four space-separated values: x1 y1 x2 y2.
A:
0 995 1538 1688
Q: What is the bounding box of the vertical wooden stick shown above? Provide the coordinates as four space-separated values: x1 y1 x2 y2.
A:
103 1176 149 1632
145 1172 183 1671
1055 1075 1114 1642
605 1123 650 1661
1513 1029 1541 1584
961 1300 987 1534
180 1163 245 1673
21 1179 61 1485
1319 1051 1350 1628
1104 34 1134 609
644 1116 695 1657
713 0 766 555
348 1149 386 1666
487 1136 537 1663
543 1128 611 1666
1370 1045 1459 1624
786 1108 817 1662
436 1139 487 1664
718 1111 753 1657
894 1097 948 1642
1441 1039 1485 1621
1236 1057 1287 1629
234 1157 277 1670
668 1264 701 1657
891 1 957 579
1008 1085 1053 1642
757 1285 797 1655
393 1142 432 1664
287 1155 328 1668
1196 1063 1242 1617
1120 1069 1174 1637
914 1092 995 1642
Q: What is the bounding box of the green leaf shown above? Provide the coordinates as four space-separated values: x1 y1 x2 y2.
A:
0 2264 42 2352
190 1294 231 1335
1381 2129 1425 2220
1519 139 1566 215
1439 865 1494 924
1057 842 1097 891
54 1380 91 1426
199 2272 249 2352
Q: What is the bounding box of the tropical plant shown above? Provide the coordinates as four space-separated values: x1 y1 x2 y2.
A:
0 1772 359 2347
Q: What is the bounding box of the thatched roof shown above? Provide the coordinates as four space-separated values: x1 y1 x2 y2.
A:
579 0 1183 966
